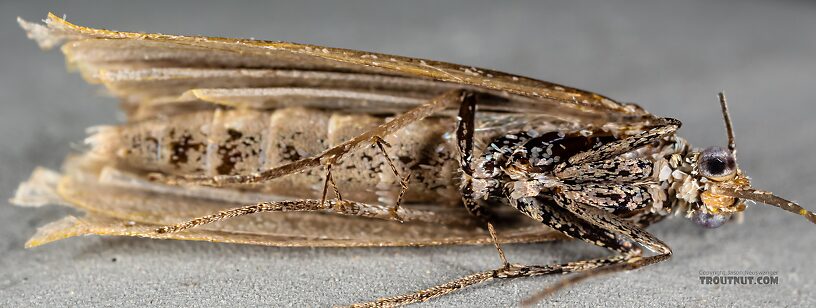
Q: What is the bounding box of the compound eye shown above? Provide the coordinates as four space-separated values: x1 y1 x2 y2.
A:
698 146 737 181
691 210 729 228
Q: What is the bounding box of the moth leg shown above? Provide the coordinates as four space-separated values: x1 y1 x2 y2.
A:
487 222 510 268
518 194 673 304
455 91 491 219
505 196 672 304
348 196 671 307
319 164 343 208
157 89 466 187
154 198 461 234
564 117 681 166
356 222 513 308
372 136 413 222
347 196 644 307
346 257 637 307
521 254 669 306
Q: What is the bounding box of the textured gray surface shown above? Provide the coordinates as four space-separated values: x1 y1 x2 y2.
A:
2 1 815 307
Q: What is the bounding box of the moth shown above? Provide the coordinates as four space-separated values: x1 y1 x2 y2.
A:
12 13 814 307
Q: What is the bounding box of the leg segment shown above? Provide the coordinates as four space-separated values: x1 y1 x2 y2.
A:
487 222 510 268
319 164 343 208
456 91 477 175
564 117 681 166
552 194 670 256
455 91 492 219
373 136 413 222
155 198 467 234
521 253 670 306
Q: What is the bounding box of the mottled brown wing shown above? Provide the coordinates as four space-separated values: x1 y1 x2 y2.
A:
19 13 651 124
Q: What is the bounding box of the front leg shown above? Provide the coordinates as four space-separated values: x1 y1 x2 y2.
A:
564 117 681 167
516 194 673 303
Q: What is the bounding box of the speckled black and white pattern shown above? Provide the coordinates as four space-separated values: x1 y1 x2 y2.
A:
464 122 682 221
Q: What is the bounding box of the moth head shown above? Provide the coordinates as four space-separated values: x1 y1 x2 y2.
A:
689 93 814 228
689 146 748 228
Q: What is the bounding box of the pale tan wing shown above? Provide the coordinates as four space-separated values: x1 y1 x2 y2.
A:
97 68 459 101
19 13 652 124
13 158 566 248
25 214 565 248
97 67 466 120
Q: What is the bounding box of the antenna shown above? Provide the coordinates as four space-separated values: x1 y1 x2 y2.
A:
718 92 737 158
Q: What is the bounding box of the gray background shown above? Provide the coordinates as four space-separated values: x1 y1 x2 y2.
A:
1 0 815 307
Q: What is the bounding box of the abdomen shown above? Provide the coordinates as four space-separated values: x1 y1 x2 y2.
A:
87 108 461 204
